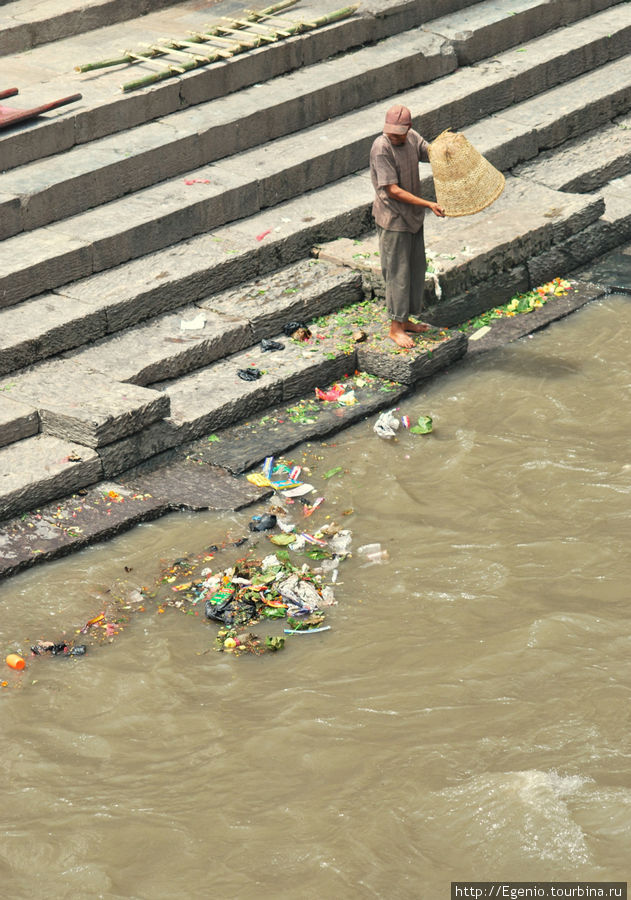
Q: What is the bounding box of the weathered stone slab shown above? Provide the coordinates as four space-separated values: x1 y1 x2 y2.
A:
0 192 21 241
0 292 107 376
161 362 284 444
0 0 184 56
574 248 631 293
5 361 170 448
0 30 453 240
96 419 181 478
67 306 252 386
427 0 629 67
0 482 169 580
527 175 631 285
52 166 257 274
317 177 604 317
425 266 531 328
0 228 92 309
186 371 408 475
121 458 272 511
0 395 39 448
56 231 257 333
229 335 358 403
465 280 606 355
513 114 631 193
498 55 631 151
357 330 468 384
0 434 103 522
200 260 363 340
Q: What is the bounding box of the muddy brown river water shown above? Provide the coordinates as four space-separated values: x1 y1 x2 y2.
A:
1 294 630 899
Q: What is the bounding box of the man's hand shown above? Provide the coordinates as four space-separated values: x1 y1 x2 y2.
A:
429 201 445 217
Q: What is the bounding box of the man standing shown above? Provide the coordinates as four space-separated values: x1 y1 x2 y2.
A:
369 105 445 348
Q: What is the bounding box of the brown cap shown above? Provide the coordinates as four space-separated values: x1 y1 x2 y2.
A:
384 104 412 134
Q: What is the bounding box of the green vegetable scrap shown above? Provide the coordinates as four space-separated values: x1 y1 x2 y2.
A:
410 415 433 435
460 277 573 332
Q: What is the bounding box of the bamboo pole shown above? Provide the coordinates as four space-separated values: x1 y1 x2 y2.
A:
75 0 300 72
116 3 359 92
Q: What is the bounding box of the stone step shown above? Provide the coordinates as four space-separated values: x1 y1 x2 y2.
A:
1 109 622 380
64 260 363 385
0 28 456 240
424 0 626 66
527 171 631 286
2 0 621 238
1 11 629 308
0 0 471 171
0 433 103 521
2 361 170 447
0 393 38 448
0 0 183 55
512 112 631 193
155 294 466 444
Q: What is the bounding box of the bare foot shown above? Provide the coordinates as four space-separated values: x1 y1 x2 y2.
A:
389 321 415 349
404 319 430 333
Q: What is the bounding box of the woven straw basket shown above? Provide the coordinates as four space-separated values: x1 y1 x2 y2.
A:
428 129 505 217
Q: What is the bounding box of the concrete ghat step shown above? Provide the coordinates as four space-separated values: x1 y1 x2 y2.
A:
0 394 38 448
0 8 629 307
512 112 631 193
0 0 182 56
0 434 103 521
64 261 363 385
424 0 626 66
0 30 455 240
0 0 474 172
3 361 170 448
3 0 623 238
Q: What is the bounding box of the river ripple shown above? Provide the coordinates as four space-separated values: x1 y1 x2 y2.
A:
1 295 630 898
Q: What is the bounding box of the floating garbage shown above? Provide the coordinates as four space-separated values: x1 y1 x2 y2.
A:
261 339 285 352
5 654 25 670
357 543 389 564
410 415 433 434
248 513 277 532
373 409 400 439
283 483 314 497
31 641 87 657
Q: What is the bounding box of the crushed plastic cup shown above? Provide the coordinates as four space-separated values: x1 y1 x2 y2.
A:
357 543 389 564
373 410 400 439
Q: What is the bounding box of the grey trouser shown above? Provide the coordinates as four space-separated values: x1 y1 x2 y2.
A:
376 225 426 322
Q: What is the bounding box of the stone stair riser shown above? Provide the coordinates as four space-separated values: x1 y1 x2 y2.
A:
0 396 38 448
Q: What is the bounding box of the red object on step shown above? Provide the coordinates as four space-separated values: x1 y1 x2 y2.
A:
0 90 82 130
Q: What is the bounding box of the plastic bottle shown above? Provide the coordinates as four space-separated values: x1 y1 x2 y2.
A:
6 654 25 670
